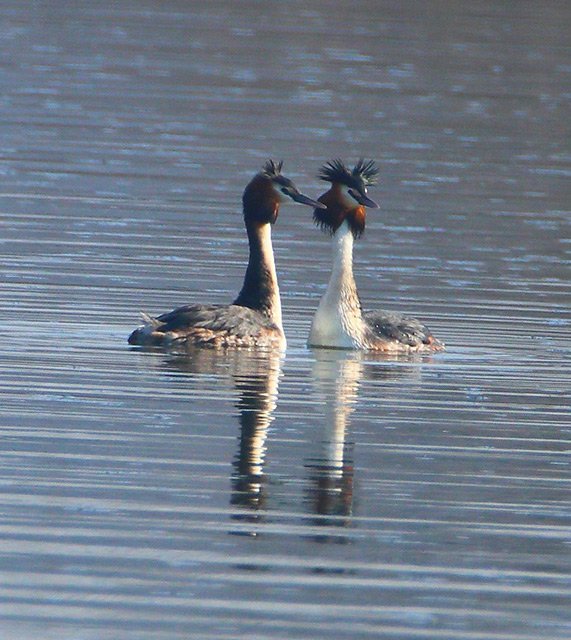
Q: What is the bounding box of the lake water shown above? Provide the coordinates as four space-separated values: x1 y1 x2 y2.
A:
1 1 570 638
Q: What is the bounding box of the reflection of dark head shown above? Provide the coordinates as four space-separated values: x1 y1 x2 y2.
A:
304 438 355 542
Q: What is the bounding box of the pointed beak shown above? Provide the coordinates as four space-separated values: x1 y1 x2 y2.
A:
290 191 328 209
348 189 379 209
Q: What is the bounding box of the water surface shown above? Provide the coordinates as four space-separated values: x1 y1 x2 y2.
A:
0 1 570 638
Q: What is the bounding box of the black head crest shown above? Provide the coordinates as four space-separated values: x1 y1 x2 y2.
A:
318 158 352 186
352 158 379 186
318 158 379 189
261 159 284 178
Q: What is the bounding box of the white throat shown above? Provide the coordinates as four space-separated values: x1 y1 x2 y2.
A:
308 222 365 348
259 223 283 331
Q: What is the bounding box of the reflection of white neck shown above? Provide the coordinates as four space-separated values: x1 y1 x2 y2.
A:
233 351 282 502
312 352 363 477
308 222 365 348
247 353 281 479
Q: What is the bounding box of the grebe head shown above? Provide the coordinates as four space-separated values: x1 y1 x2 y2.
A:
242 159 326 225
314 158 379 238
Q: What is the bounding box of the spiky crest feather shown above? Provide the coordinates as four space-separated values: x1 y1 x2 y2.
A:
318 158 352 185
261 159 284 178
352 158 379 186
318 158 379 188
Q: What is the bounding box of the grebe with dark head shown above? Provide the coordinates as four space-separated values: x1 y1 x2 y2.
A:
308 159 444 353
129 160 325 349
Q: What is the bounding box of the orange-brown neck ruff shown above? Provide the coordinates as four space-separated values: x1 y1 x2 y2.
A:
315 184 366 238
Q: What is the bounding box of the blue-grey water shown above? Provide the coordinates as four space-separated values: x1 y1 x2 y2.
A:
1 1 570 639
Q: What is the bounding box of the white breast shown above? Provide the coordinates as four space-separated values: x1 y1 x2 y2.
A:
308 223 366 349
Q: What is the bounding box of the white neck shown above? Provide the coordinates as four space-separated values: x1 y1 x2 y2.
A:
234 222 284 336
330 223 356 292
308 222 365 348
259 224 283 330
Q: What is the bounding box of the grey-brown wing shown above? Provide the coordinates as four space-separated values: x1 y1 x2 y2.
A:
156 304 277 335
364 309 438 348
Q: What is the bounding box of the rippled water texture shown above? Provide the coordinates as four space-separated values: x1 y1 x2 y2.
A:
1 1 570 638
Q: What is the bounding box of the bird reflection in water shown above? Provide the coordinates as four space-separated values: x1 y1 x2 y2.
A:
305 350 362 541
149 344 425 542
229 350 281 522
306 350 424 543
155 346 282 536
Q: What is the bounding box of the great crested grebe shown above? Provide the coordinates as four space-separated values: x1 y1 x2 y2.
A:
308 159 444 353
129 160 325 349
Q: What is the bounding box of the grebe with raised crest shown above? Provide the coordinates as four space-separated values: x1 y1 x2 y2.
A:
129 160 325 349
308 159 444 353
